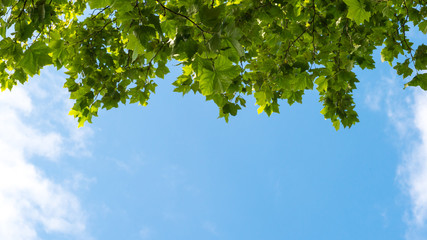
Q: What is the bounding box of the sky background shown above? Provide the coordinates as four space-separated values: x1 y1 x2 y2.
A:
1 31 427 240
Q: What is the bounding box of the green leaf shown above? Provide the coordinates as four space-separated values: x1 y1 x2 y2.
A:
333 119 340 131
382 6 395 18
222 102 241 116
419 21 427 34
127 33 145 60
197 55 240 95
148 14 163 41
254 91 267 106
0 38 13 57
155 62 169 78
405 73 427 90
414 44 427 70
15 20 35 41
315 76 328 92
19 41 52 76
208 33 221 53
88 0 112 9
224 22 244 57
343 0 371 24
394 59 413 78
199 5 223 27
12 68 27 84
134 25 157 48
0 18 6 38
111 0 133 12
226 38 244 57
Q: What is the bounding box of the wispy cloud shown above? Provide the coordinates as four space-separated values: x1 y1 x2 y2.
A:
202 221 219 236
0 68 92 240
367 71 427 239
364 71 416 138
139 226 152 239
397 91 427 240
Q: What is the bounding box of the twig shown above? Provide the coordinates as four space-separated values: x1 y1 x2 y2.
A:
402 0 414 59
69 20 113 46
91 6 110 19
284 28 308 59
311 0 316 60
148 43 165 65
144 43 166 82
155 0 209 36
16 0 28 19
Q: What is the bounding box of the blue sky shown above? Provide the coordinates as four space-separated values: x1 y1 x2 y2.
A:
1 33 427 240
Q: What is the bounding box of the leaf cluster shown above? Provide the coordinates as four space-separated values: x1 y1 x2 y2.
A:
0 0 426 129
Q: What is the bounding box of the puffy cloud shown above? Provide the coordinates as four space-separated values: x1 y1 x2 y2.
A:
0 69 92 240
0 146 86 239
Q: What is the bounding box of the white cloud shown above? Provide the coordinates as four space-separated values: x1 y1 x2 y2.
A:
396 91 427 240
26 69 94 158
64 173 97 192
0 146 86 239
369 71 427 239
0 68 92 240
364 72 416 138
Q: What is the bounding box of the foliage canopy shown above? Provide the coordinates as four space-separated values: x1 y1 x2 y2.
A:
0 0 426 129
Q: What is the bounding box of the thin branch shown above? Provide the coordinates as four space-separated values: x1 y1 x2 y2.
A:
144 43 166 82
402 0 414 59
148 43 165 66
33 31 42 43
91 6 110 19
135 1 144 20
311 0 316 60
155 0 209 36
16 0 28 19
284 28 308 59
155 0 212 59
69 20 113 46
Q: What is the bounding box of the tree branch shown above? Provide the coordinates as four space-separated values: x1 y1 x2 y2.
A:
311 0 316 60
155 0 209 35
402 0 414 59
284 28 308 59
91 6 110 19
16 0 28 19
